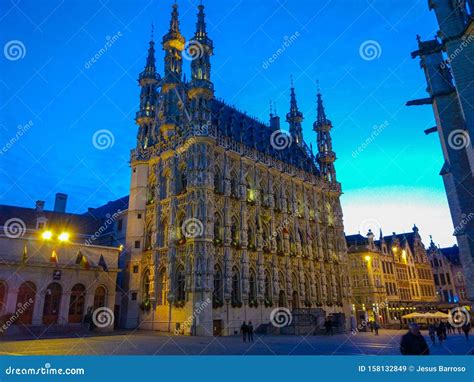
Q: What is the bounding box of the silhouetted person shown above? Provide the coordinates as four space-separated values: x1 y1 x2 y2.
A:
374 321 380 336
462 322 471 341
400 323 429 355
247 321 254 342
325 318 333 336
428 324 436 345
240 321 248 342
436 322 444 343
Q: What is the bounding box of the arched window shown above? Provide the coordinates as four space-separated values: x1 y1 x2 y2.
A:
213 265 222 303
231 217 239 243
214 213 222 240
16 281 36 325
176 266 186 302
276 234 282 252
68 284 86 323
93 286 107 310
305 275 311 302
43 282 62 324
156 268 166 305
264 272 271 300
247 224 255 249
231 267 241 302
0 281 6 313
214 168 221 193
278 290 286 308
249 269 257 302
230 172 238 198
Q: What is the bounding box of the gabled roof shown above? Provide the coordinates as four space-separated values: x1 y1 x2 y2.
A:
440 245 460 265
83 195 129 219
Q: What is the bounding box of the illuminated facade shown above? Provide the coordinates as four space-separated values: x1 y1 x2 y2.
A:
427 240 470 305
346 226 437 326
122 3 351 336
0 198 121 334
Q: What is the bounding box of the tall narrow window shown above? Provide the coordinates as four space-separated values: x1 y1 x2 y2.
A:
176 266 186 302
68 284 86 324
93 286 107 310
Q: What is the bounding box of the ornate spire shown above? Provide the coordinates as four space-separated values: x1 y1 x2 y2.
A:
314 88 336 182
162 3 185 83
136 27 161 149
139 26 158 82
286 76 303 145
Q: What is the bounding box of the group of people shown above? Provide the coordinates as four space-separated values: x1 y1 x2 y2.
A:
240 321 254 342
427 321 471 344
368 320 380 335
401 321 471 355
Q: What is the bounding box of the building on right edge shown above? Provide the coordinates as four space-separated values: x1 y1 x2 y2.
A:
426 238 470 306
346 226 437 328
408 0 474 304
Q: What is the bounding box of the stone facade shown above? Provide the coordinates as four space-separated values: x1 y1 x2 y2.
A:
410 0 474 303
346 227 437 327
0 235 120 335
122 4 352 336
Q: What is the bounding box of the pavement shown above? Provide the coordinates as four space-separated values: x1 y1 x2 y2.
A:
0 329 472 355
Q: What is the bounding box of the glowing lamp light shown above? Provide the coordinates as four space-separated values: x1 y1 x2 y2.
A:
58 232 70 242
392 246 397 252
42 231 53 240
364 255 371 262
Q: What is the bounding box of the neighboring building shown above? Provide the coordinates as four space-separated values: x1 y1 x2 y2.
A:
427 240 470 305
346 226 437 326
123 3 351 336
0 194 124 334
409 0 474 303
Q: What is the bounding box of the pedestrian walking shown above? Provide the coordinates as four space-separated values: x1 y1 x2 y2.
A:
240 321 248 342
369 321 374 333
462 322 471 341
428 324 436 345
436 322 444 343
247 321 254 343
400 323 430 355
374 321 380 336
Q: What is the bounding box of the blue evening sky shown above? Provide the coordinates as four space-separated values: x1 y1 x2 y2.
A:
0 0 455 246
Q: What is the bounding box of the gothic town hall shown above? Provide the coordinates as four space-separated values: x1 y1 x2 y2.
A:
122 3 352 336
